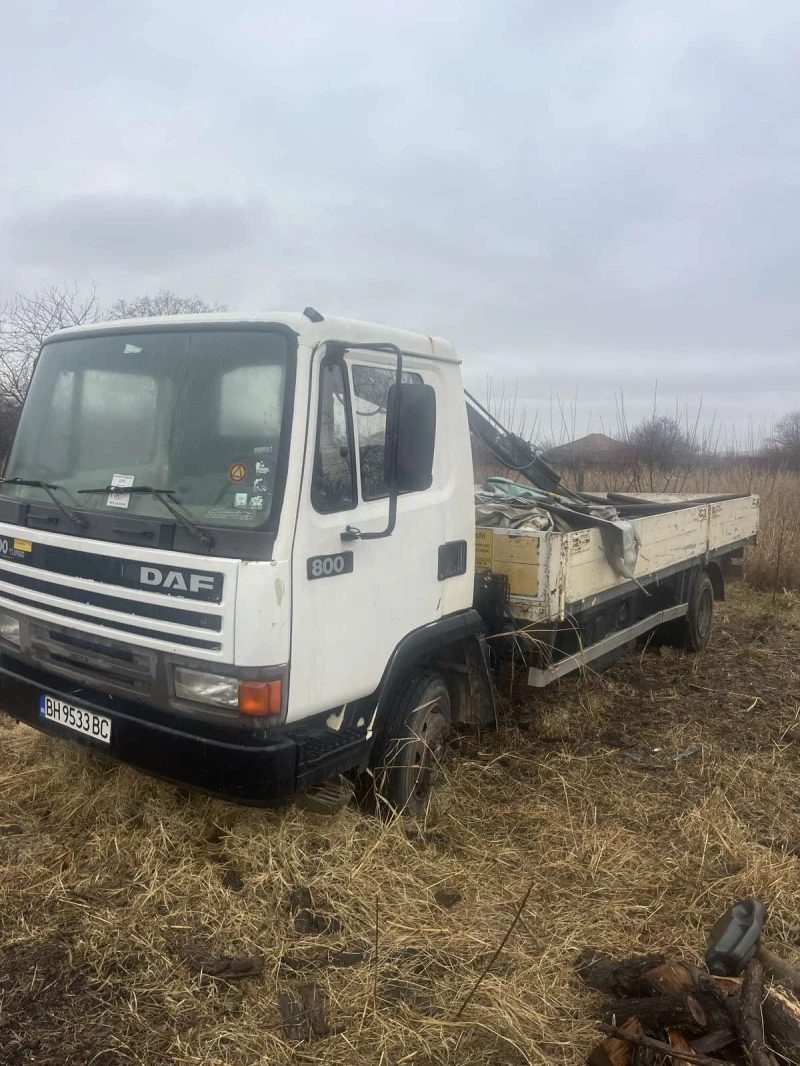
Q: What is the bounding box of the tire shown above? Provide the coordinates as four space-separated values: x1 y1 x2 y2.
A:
373 671 451 817
681 570 715 652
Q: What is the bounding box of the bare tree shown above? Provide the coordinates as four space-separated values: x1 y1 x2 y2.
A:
764 410 800 467
0 284 100 411
108 289 227 319
0 286 226 456
629 415 690 491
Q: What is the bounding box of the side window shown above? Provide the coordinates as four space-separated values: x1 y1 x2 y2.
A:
351 365 422 500
311 361 356 513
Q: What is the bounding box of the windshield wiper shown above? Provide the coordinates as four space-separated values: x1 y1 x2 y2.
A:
77 486 215 551
0 478 88 533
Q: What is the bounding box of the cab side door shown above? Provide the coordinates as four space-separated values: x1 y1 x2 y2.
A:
288 344 449 723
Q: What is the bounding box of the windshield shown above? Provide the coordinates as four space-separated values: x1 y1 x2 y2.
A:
3 328 290 532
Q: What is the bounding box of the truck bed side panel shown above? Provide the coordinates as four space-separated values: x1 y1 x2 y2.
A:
481 495 759 623
708 495 759 551
565 504 710 605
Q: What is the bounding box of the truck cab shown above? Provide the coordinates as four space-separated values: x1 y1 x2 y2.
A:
0 311 481 812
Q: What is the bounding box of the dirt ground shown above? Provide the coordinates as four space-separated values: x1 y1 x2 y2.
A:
1 582 799 1066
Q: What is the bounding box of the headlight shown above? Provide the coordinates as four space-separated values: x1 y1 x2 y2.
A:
0 613 20 648
174 667 238 707
173 667 282 716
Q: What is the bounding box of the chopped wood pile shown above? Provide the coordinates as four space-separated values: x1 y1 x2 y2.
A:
576 949 800 1065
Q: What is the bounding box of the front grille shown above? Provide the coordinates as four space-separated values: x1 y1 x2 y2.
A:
28 622 157 698
0 568 222 630
0 586 221 651
0 541 222 604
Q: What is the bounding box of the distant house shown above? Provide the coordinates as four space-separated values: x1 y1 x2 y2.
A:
543 434 628 489
544 433 628 466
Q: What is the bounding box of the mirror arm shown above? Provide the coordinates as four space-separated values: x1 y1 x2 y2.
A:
339 342 403 543
343 493 397 541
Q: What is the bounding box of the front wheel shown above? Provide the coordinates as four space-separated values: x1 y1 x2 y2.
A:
375 671 451 817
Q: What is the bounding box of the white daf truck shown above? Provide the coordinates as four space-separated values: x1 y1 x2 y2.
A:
0 311 758 812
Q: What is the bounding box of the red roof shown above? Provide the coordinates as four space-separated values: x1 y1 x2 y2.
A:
544 433 628 462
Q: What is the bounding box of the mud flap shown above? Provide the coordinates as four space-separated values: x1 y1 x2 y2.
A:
439 634 498 728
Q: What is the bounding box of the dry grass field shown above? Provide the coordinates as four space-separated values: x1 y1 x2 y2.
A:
2 578 800 1065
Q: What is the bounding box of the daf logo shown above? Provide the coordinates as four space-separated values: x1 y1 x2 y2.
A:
139 566 216 595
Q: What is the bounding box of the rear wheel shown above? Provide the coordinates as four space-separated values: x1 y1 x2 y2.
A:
679 570 715 651
375 671 451 817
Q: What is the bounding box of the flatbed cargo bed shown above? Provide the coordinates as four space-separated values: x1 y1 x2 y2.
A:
476 490 759 626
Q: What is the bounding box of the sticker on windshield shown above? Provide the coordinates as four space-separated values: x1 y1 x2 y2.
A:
107 473 135 509
255 460 269 476
253 477 268 493
249 495 264 510
234 493 248 508
229 462 247 483
206 507 257 524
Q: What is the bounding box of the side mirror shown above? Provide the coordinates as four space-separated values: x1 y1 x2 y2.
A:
340 341 435 543
386 382 436 493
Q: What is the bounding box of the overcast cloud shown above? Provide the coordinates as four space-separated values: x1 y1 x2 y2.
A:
2 0 799 442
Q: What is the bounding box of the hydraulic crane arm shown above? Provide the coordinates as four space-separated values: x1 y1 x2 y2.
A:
464 389 563 496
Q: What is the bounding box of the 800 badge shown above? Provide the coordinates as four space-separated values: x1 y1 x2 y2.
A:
306 551 354 580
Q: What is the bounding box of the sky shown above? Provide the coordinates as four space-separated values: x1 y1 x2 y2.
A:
2 0 799 446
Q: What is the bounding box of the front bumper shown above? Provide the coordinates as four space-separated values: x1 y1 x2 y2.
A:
0 655 368 804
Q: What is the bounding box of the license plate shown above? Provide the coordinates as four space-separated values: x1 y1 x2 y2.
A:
39 694 112 744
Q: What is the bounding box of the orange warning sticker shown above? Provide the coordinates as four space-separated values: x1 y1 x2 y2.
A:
229 462 247 483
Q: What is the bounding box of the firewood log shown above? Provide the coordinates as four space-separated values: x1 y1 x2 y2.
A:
757 944 800 995
762 984 800 1061
690 1027 737 1055
599 1024 727 1066
739 959 778 1066
602 994 707 1033
575 949 666 997
666 1029 696 1065
713 971 800 1061
632 1046 659 1065
644 961 699 996
587 1017 643 1066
